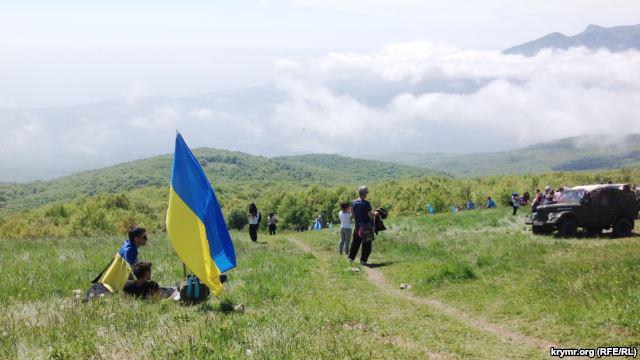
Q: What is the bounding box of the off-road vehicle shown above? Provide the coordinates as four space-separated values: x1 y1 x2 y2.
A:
527 184 638 237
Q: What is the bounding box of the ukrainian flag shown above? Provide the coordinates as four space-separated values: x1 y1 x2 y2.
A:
166 133 236 296
97 240 138 293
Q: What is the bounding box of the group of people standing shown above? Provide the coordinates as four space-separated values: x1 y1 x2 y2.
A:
246 203 278 242
245 186 377 266
339 186 376 266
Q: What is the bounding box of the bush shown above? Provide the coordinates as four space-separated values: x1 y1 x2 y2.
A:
227 208 248 231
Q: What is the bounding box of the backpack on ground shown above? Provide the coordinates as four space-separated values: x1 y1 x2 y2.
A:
178 275 210 305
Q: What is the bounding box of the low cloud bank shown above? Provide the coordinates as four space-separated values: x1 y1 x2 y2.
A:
1 43 639 180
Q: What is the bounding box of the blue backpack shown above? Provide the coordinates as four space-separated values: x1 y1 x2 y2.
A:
179 275 210 304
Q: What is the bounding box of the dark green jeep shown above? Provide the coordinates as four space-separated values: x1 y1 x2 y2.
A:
527 184 638 237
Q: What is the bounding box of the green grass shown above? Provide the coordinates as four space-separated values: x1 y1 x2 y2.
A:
1 229 544 359
2 208 639 358
300 208 640 348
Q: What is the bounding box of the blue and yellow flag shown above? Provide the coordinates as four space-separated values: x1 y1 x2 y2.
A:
166 133 236 296
98 240 138 293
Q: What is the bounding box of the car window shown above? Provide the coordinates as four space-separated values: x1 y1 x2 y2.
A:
557 189 584 204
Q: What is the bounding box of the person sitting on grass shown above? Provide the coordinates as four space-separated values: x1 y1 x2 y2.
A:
123 261 159 299
84 227 149 301
486 197 496 209
466 199 475 210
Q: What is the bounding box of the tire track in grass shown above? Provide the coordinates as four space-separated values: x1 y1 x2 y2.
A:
287 236 563 357
285 236 436 358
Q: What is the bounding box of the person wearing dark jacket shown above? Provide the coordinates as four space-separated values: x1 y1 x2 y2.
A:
349 186 375 266
123 261 159 298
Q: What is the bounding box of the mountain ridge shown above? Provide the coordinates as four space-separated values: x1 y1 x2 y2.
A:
365 134 640 177
505 24 640 55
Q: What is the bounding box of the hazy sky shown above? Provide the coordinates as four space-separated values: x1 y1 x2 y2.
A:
1 0 638 107
1 1 639 181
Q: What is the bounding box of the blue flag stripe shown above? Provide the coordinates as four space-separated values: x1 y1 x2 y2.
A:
170 133 236 272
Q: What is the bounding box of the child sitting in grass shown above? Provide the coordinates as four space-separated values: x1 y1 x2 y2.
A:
124 261 159 299
338 203 352 255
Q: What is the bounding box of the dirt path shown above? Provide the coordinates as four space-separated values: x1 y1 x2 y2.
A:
287 236 562 356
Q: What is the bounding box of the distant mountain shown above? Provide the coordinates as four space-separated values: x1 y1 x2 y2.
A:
367 134 640 177
504 24 640 56
0 149 436 215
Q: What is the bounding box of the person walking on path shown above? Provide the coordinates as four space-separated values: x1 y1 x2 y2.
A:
267 213 277 235
338 203 352 255
247 203 260 242
349 186 375 266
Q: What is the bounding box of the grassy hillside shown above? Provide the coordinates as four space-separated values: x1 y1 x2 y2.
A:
0 149 435 216
1 209 638 358
371 134 640 177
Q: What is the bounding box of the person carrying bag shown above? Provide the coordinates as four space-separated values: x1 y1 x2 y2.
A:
348 186 375 266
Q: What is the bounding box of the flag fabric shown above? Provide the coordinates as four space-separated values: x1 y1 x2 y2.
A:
98 240 138 293
166 133 236 296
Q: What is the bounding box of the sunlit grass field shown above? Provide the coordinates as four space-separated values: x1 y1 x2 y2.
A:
1 207 638 358
302 208 640 349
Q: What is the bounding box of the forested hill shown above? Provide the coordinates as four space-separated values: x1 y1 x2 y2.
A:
369 134 640 177
0 149 437 215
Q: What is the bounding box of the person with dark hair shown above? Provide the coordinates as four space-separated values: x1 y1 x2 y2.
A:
123 261 159 298
486 197 496 209
247 203 260 242
510 193 520 216
338 203 352 255
267 213 277 235
85 227 149 301
349 186 375 266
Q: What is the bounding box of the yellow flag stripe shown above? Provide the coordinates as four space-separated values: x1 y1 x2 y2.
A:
166 186 223 296
99 253 132 293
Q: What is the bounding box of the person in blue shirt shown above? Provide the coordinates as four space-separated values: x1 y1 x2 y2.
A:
486 197 496 209
349 186 375 266
427 204 435 214
85 227 148 301
466 199 475 210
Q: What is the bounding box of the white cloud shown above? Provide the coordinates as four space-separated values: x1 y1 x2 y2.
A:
1 42 640 180
274 58 301 72
269 43 640 153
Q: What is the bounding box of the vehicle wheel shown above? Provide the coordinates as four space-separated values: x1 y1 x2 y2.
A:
585 227 603 237
613 218 634 237
559 219 578 237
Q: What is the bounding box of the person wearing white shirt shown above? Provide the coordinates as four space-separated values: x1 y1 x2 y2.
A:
247 203 260 242
338 203 352 255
